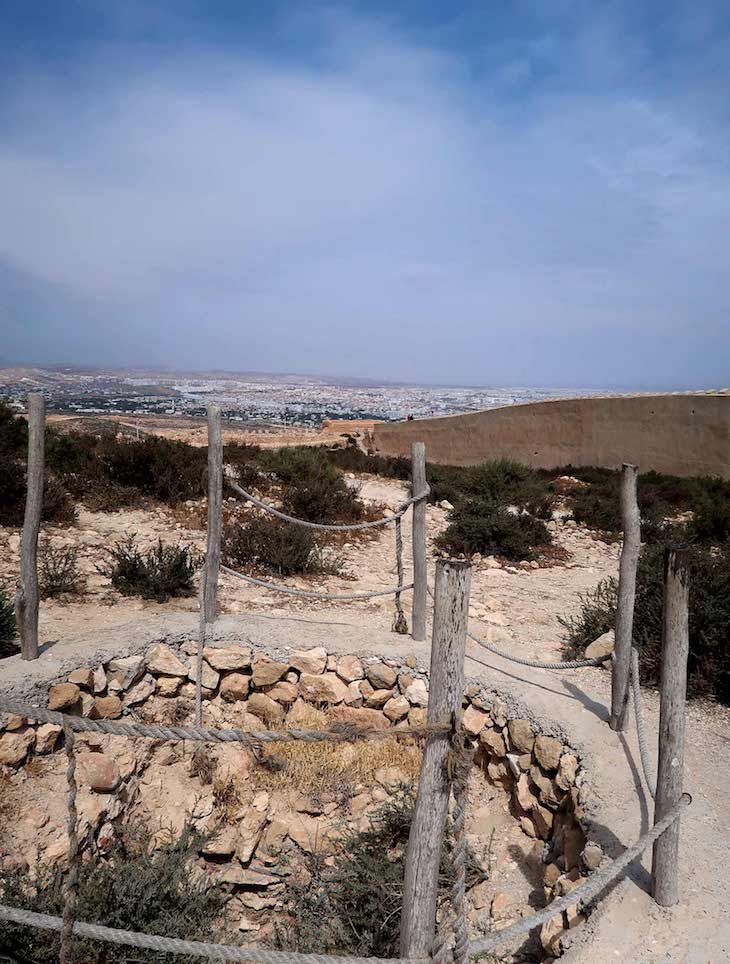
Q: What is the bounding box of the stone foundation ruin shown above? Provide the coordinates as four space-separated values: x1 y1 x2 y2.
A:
0 641 604 959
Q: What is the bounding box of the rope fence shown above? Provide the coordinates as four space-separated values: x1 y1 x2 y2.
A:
227 479 430 532
7 403 694 961
221 565 414 601
0 697 450 747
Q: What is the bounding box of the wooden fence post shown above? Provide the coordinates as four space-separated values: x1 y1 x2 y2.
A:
610 463 640 732
651 547 690 906
400 559 471 958
203 404 223 623
15 393 45 661
411 441 428 642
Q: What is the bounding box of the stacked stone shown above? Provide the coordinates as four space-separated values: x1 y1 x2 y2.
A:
0 642 598 954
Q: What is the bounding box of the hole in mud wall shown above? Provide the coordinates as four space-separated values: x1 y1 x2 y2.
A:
0 644 604 959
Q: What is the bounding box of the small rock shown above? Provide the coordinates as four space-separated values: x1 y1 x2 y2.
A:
188 660 220 691
265 680 299 705
516 773 538 812
462 704 490 736
344 681 364 706
543 863 562 887
93 695 123 719
520 815 537 838
202 646 252 671
479 728 506 757
3 714 26 731
365 688 393 709
581 841 603 871
35 723 62 754
404 679 428 706
78 752 121 793
366 661 397 690
507 718 534 753
92 666 107 694
585 629 614 663
220 673 251 702
299 673 349 704
375 766 411 789
247 692 286 727
534 735 563 772
439 500 454 511
48 683 81 711
556 753 579 790
337 654 364 682
106 654 145 689
408 707 427 727
0 729 35 765
383 695 409 722
289 647 327 675
329 704 390 730
540 912 565 955
252 655 289 687
68 668 94 690
147 643 188 676
490 892 511 920
404 654 418 669
125 674 155 706
156 675 183 698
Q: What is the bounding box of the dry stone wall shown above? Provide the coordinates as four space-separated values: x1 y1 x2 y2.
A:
1 640 604 957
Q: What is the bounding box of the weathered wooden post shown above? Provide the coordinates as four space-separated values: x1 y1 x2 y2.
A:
203 404 223 623
411 441 428 642
610 463 640 731
400 559 471 958
651 546 690 906
15 393 45 661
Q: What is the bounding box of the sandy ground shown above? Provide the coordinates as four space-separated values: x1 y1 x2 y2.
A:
1 474 729 962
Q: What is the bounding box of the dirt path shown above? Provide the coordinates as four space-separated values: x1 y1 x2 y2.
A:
2 476 729 962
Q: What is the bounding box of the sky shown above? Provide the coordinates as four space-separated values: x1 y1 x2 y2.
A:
0 1 729 389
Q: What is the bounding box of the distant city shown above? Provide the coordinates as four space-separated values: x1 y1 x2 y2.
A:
0 365 616 426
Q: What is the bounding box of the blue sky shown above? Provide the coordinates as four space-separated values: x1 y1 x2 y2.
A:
1 1 728 388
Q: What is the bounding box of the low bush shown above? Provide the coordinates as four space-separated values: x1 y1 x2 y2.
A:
257 446 367 524
560 542 730 703
0 822 228 963
38 539 85 599
223 516 342 576
276 789 487 959
0 584 17 658
436 498 552 561
99 536 201 602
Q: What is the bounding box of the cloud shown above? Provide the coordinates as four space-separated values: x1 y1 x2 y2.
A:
1 4 729 387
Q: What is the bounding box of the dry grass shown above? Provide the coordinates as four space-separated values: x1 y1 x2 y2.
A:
254 706 423 796
212 775 243 823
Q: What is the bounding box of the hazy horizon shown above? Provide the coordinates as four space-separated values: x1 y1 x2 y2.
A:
2 2 729 389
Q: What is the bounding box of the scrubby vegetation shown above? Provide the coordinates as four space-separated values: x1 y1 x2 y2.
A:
436 498 552 562
99 536 201 602
0 822 228 963
38 539 85 599
276 789 486 958
223 516 343 577
560 542 730 704
0 584 16 658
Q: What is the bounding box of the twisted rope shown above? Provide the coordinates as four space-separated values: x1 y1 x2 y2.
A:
426 586 611 670
228 480 430 531
467 793 691 957
392 517 409 634
0 698 449 746
222 565 414 601
0 904 426 964
59 721 79 964
631 646 656 799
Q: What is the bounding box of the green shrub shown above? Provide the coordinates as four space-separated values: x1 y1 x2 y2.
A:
560 543 730 703
436 498 552 561
257 446 366 524
223 516 342 576
0 584 17 658
99 536 201 602
276 789 486 958
0 456 27 526
38 539 85 599
0 822 228 963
